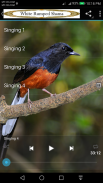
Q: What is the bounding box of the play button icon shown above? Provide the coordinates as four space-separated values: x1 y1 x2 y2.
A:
49 146 54 151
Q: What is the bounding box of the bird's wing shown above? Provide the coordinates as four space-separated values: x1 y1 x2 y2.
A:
13 56 43 83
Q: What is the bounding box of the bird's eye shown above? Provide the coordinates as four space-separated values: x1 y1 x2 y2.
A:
62 46 65 50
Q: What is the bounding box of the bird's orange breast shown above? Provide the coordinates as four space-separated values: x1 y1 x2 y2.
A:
19 68 58 97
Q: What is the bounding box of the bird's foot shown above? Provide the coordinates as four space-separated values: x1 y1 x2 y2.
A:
28 99 32 108
50 93 56 97
42 88 56 97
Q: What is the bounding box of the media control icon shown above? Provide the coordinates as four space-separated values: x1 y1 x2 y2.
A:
96 82 101 89
29 146 34 151
49 145 54 151
2 158 11 167
69 146 74 151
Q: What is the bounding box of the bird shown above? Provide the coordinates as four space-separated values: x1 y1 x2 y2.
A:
0 42 80 160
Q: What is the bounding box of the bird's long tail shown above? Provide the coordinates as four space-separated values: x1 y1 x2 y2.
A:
0 89 27 160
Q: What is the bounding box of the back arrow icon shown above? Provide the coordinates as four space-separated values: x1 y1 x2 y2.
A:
20 175 25 181
1 12 3 16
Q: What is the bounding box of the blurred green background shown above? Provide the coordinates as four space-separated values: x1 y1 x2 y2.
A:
0 21 103 172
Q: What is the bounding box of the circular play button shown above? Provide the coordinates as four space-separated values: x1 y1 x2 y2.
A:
2 158 11 167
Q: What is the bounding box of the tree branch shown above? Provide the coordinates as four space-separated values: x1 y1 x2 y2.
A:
0 75 103 124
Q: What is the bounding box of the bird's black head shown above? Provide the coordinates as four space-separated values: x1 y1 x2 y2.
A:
48 42 80 61
42 42 80 74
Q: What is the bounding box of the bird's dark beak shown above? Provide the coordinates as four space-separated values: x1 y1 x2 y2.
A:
69 51 80 56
